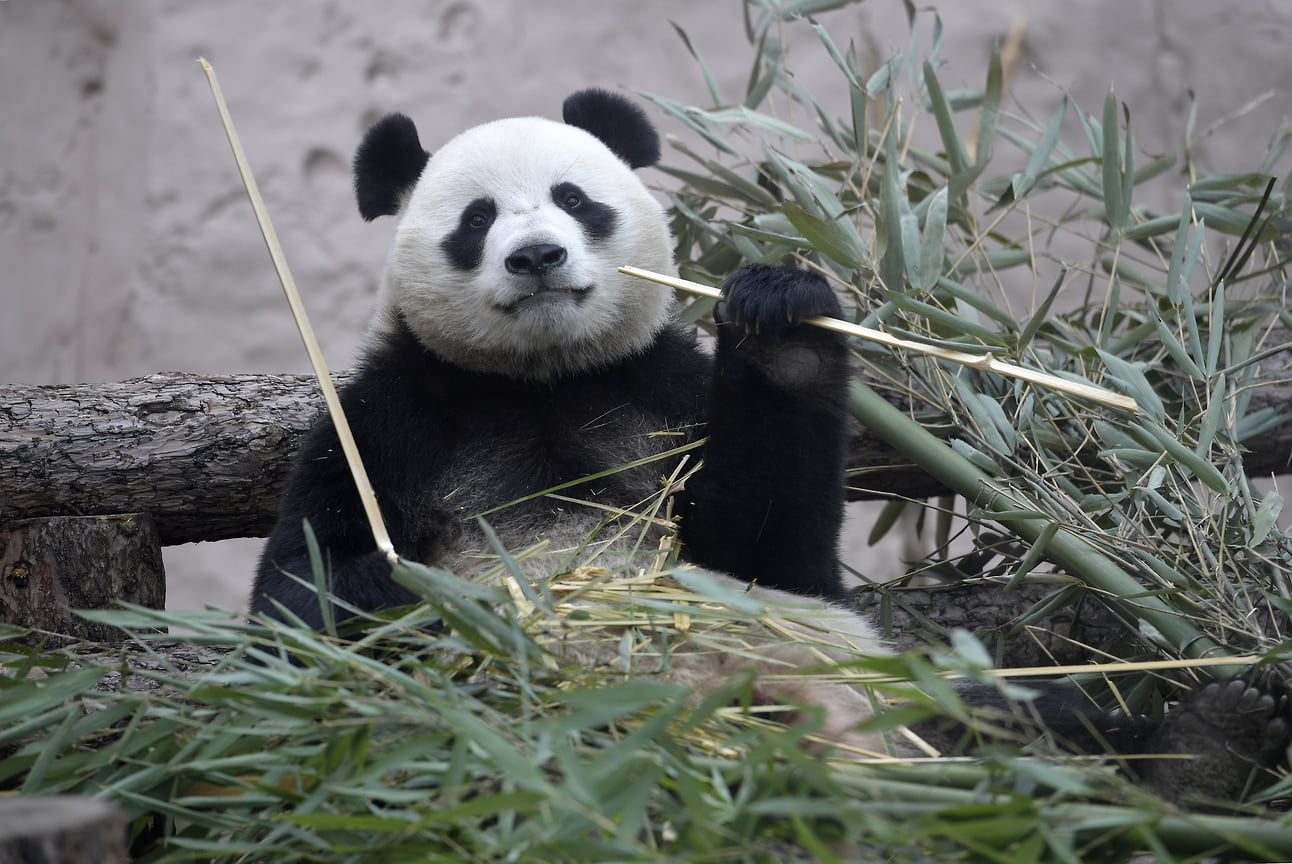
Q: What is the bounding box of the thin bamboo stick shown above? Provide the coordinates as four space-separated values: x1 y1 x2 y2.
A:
199 58 397 563
619 265 1141 414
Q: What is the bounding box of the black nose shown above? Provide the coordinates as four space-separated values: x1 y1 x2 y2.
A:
505 243 567 275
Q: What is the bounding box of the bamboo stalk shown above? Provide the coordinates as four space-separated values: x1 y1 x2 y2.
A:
199 59 397 563
619 265 1141 413
848 380 1239 673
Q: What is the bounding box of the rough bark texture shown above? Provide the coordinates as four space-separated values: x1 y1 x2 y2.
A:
1 373 323 545
0 514 165 642
6 366 1292 545
0 372 951 544
856 580 1125 667
0 796 128 864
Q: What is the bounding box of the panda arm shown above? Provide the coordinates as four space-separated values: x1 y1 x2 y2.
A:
677 264 851 599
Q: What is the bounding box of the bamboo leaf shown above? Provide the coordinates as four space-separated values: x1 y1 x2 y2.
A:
782 201 867 268
1101 89 1127 233
923 61 970 177
919 186 948 292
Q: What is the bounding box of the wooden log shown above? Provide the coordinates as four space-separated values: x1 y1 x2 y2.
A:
0 372 321 545
3 357 1292 545
0 372 949 544
0 796 128 864
0 514 165 641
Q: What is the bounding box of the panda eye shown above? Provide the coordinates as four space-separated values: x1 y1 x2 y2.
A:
561 191 582 210
468 213 489 229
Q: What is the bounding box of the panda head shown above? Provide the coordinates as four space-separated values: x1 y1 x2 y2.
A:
355 89 677 380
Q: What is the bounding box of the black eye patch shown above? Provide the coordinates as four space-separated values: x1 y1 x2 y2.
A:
440 198 496 271
551 182 617 242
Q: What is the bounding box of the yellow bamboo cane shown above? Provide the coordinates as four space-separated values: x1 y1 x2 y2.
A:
619 265 1140 414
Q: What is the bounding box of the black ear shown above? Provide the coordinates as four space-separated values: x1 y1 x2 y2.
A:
561 88 660 170
353 113 430 221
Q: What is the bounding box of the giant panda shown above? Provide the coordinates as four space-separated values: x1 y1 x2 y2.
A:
251 88 1289 804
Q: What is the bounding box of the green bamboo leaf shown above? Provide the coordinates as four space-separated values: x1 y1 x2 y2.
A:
1206 281 1225 377
1150 312 1204 380
1122 213 1181 241
1140 487 1185 523
878 128 906 291
1096 349 1165 420
762 146 846 217
808 17 862 91
657 163 778 209
639 92 740 156
1132 151 1175 185
1251 489 1283 546
700 105 816 142
923 61 970 177
1011 96 1066 201
868 499 908 545
892 294 1010 345
948 247 1032 278
865 52 902 98
1193 202 1259 235
934 277 1017 328
1120 103 1135 222
918 186 948 292
1196 372 1226 459
1018 268 1067 352
974 49 1002 166
1133 420 1229 493
1101 89 1127 232
781 201 867 268
0 667 104 726
1008 520 1056 587
849 46 869 156
670 23 722 106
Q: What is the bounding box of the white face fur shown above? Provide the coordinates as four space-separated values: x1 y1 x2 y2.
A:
376 116 677 379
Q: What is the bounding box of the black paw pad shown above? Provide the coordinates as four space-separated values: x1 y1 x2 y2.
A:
719 264 842 335
1143 677 1291 804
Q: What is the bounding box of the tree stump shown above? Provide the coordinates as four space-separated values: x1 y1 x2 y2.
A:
0 514 165 641
0 796 128 864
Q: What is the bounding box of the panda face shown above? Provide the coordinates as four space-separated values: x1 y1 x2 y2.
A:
379 116 676 379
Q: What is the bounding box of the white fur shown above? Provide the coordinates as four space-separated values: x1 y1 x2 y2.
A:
372 116 677 380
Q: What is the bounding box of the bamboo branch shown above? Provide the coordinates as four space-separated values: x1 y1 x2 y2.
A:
619 265 1141 413
199 58 397 563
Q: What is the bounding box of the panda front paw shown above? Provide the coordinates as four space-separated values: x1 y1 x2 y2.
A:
718 264 842 335
1141 677 1291 805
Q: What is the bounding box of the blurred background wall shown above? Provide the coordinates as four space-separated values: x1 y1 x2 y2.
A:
2 0 1289 613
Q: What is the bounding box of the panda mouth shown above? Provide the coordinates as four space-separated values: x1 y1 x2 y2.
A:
496 285 593 314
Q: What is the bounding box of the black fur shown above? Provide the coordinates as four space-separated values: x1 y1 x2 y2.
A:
562 88 661 169
440 198 496 271
551 182 618 241
253 265 846 628
676 265 849 598
354 113 430 221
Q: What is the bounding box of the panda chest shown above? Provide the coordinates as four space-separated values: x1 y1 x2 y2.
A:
430 387 678 532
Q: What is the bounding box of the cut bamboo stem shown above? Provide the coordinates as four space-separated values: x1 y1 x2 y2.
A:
199 58 397 563
619 265 1141 413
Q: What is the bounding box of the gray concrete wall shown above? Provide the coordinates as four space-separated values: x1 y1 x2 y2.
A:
3 1 1289 613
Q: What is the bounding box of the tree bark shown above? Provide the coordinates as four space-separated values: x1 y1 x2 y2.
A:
0 796 128 864
3 365 1291 545
0 372 950 544
0 514 165 642
1 373 321 545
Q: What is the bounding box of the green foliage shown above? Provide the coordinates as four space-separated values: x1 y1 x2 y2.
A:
656 0 1292 683
4 1 1292 860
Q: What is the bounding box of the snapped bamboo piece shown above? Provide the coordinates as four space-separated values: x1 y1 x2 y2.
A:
619 265 1141 414
200 58 398 562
